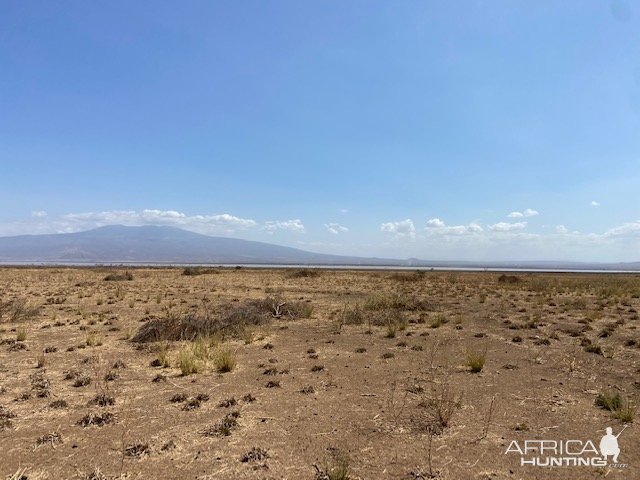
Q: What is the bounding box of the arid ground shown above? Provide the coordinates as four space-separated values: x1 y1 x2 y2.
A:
0 267 638 480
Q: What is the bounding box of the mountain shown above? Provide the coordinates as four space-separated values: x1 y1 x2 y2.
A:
0 225 394 265
0 225 638 270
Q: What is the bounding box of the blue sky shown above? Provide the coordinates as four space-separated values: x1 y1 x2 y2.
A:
1 1 639 262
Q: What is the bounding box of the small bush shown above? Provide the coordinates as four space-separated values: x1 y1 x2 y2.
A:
16 327 27 342
465 349 486 373
595 391 622 411
182 267 218 276
213 345 236 373
240 446 269 463
125 440 150 458
584 344 603 355
86 331 103 347
153 342 171 368
314 449 352 480
103 271 134 281
288 269 320 278
202 411 240 437
177 348 199 376
429 314 448 329
498 274 519 284
77 411 115 427
613 397 636 423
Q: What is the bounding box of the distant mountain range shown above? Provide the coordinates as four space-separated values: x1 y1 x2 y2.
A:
0 225 393 265
0 225 638 271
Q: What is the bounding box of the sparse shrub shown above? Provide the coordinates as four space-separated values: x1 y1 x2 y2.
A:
314 448 352 480
385 322 397 338
429 314 448 329
584 344 603 355
465 349 486 373
85 331 103 347
241 392 256 403
77 411 115 427
288 268 320 278
342 305 364 325
213 345 236 373
37 431 63 446
265 380 280 388
73 375 91 387
112 359 126 369
595 391 622 411
170 393 188 403
152 342 171 368
30 372 51 397
218 396 237 408
132 296 311 343
88 394 115 407
125 440 150 458
202 411 240 437
498 274 520 284
182 397 203 411
417 378 463 433
0 297 41 323
0 405 16 431
613 397 636 423
240 446 269 463
49 399 68 409
103 271 134 281
36 353 46 368
16 327 27 342
182 267 218 276
311 365 324 372
177 348 199 376
301 385 315 394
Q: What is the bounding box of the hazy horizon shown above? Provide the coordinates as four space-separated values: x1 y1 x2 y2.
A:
1 2 639 262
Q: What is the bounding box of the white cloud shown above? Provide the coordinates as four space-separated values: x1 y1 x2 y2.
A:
380 219 416 239
489 221 528 232
425 218 483 235
58 209 257 234
555 225 569 234
263 219 305 233
591 201 601 207
426 218 446 228
31 211 48 218
604 220 640 237
507 208 539 218
338 208 349 214
325 223 349 235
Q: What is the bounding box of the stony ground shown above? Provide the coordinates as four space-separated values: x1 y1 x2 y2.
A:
0 267 638 480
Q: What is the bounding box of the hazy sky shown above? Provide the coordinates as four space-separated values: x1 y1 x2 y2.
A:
1 1 639 262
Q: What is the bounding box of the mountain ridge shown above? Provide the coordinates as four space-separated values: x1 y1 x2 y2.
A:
0 225 638 270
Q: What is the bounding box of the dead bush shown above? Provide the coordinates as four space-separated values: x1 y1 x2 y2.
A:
132 297 312 343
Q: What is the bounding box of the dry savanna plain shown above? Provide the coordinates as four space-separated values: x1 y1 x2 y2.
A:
0 267 638 480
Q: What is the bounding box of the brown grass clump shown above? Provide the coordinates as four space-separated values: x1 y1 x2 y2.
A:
77 411 115 427
202 411 240 437
103 271 134 281
182 267 219 276
0 297 41 322
498 274 520 284
288 268 320 278
0 406 16 431
314 448 352 480
213 345 237 373
132 297 312 343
